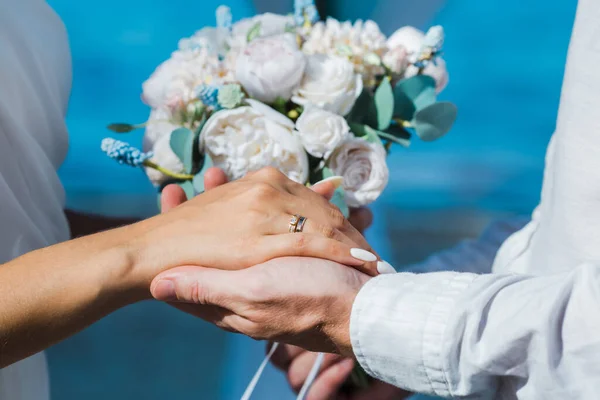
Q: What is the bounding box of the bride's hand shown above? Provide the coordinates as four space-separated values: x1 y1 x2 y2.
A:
132 167 379 288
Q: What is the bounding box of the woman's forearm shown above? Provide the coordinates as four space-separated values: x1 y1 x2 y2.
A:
0 224 144 367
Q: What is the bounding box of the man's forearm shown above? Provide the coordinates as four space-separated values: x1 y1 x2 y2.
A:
351 264 600 398
0 224 145 367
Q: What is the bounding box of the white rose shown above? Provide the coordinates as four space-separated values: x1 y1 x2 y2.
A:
382 45 409 74
142 107 179 152
235 36 306 103
329 138 389 207
200 99 308 183
295 106 351 159
292 54 363 116
145 133 185 187
387 26 425 54
387 26 449 93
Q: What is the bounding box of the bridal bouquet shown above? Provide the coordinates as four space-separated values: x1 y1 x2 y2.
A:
102 0 457 216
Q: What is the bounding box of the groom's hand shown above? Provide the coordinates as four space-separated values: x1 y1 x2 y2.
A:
151 257 368 355
270 345 411 400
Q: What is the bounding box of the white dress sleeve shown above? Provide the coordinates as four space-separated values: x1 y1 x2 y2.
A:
350 264 600 399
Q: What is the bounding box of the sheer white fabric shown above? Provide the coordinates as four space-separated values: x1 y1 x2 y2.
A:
0 0 71 398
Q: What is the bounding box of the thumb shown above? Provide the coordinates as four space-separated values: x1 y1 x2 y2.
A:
204 167 228 191
150 266 240 309
311 176 343 200
160 184 187 213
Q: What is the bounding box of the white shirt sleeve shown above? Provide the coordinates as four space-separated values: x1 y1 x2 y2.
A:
350 264 600 399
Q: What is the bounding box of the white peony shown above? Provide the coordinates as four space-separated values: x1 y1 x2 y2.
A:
200 99 308 183
145 133 185 187
328 138 389 207
387 26 449 93
235 36 306 103
178 27 230 57
295 106 351 159
302 18 387 86
292 54 363 116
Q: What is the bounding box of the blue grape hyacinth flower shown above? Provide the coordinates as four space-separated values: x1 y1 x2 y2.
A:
196 84 221 109
101 138 152 167
294 0 320 26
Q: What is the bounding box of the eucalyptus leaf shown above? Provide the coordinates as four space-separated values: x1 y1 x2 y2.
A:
346 90 374 125
349 123 384 147
107 123 138 133
192 153 214 194
321 167 335 180
246 22 262 42
413 102 458 142
330 187 349 218
383 124 411 147
393 75 436 120
169 128 195 173
374 77 394 130
178 180 195 201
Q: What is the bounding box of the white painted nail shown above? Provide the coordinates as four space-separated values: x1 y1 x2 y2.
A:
377 261 396 274
350 248 377 262
315 176 344 189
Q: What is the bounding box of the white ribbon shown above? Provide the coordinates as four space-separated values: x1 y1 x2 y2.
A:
241 343 324 400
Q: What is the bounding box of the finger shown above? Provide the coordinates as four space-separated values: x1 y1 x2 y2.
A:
348 380 411 400
150 266 243 309
284 184 376 256
311 176 344 201
204 167 229 191
288 352 344 393
348 208 373 234
160 184 187 213
270 343 305 371
260 234 379 275
307 358 355 400
169 302 250 334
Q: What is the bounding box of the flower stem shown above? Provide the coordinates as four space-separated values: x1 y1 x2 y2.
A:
143 160 194 180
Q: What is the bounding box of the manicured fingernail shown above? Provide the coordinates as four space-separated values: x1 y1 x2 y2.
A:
377 261 396 274
152 280 176 301
315 176 344 189
350 248 377 262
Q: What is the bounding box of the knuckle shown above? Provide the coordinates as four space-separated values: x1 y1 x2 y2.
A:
320 224 337 239
256 166 284 182
327 206 346 229
292 233 308 251
249 182 275 203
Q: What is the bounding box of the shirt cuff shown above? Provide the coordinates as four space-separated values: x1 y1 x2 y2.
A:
350 271 478 397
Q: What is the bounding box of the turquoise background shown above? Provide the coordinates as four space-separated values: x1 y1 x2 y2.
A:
45 0 577 398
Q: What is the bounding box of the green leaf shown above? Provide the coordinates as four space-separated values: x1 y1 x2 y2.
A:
107 123 138 133
246 22 262 42
346 90 374 125
321 167 335 180
169 128 194 173
192 153 214 194
393 75 436 120
178 180 195 201
382 124 411 147
374 77 394 130
349 123 384 146
330 187 349 218
413 102 458 142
